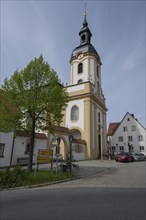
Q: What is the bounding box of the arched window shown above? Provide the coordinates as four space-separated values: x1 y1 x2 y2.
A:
71 105 79 121
78 63 83 74
81 34 86 43
78 79 83 84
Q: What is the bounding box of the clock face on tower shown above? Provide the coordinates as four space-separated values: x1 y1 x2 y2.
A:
77 53 83 59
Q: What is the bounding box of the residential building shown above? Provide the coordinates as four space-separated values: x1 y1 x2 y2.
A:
107 112 146 155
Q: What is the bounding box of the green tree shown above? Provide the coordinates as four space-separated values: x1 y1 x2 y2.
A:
0 55 68 171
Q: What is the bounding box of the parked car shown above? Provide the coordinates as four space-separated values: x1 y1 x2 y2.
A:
132 152 145 161
115 152 134 162
140 152 146 160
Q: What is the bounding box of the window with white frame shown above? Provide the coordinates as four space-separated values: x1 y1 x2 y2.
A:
128 136 133 142
119 146 124 152
139 146 144 151
119 136 123 142
131 126 136 131
0 143 5 157
71 105 79 121
123 126 127 132
138 135 143 141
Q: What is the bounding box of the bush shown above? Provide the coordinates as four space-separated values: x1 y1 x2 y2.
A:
0 166 26 189
0 167 75 190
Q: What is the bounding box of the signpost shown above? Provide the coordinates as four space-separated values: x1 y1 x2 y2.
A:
37 149 53 170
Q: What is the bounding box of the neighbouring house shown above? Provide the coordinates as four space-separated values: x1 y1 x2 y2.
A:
107 112 146 155
0 131 47 167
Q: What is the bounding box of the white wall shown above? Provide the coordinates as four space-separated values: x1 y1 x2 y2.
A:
67 84 85 93
110 113 146 154
0 132 13 167
65 99 84 131
72 143 85 161
0 132 47 167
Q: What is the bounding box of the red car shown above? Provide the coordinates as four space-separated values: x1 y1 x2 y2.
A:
115 152 134 162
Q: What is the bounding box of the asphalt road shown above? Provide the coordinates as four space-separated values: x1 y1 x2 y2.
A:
1 161 146 220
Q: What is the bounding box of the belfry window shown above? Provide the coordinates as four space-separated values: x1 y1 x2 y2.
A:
81 34 86 43
71 105 79 121
78 63 83 74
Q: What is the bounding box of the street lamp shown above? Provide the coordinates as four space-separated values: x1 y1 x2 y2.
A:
69 135 73 174
116 144 118 155
56 137 61 174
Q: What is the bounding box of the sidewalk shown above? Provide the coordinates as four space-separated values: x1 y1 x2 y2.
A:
73 159 122 177
36 159 121 178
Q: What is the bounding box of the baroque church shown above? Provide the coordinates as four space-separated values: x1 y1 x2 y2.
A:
0 9 108 168
49 9 108 160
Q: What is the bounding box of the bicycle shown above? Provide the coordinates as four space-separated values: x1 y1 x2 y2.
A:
58 160 79 171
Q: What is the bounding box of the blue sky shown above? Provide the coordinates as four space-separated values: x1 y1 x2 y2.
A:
1 0 145 127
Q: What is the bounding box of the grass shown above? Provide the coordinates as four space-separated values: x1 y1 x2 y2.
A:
0 166 75 190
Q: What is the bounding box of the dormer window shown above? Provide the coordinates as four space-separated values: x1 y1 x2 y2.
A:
78 63 83 74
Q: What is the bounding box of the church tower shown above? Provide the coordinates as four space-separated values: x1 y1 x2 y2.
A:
62 8 107 160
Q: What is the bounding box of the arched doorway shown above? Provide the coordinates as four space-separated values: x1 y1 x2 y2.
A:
50 135 68 160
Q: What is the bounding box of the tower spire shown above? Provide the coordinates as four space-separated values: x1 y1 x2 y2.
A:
83 3 88 27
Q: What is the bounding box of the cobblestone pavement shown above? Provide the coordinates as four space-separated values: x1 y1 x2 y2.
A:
44 160 146 188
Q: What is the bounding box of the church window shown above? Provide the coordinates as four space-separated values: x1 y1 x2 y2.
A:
71 105 79 121
78 79 83 84
78 63 83 74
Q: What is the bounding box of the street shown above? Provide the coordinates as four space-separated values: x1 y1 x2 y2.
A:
1 161 146 220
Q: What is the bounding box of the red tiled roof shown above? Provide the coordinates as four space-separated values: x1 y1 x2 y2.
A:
107 123 120 136
72 138 86 144
16 131 47 139
49 125 71 134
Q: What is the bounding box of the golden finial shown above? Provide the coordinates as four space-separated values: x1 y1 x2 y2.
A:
84 3 86 17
